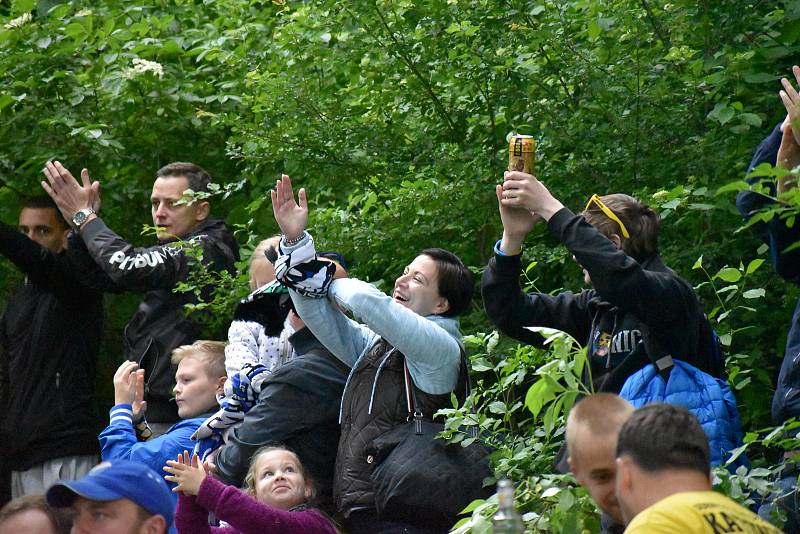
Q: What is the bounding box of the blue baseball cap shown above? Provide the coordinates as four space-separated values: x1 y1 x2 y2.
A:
46 460 174 528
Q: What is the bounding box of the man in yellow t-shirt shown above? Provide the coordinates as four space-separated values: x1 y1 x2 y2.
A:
615 404 781 533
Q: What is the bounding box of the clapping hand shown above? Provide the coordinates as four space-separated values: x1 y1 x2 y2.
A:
164 451 207 496
778 66 800 194
41 161 101 225
112 361 147 421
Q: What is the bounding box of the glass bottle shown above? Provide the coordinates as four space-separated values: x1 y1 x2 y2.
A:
492 478 524 533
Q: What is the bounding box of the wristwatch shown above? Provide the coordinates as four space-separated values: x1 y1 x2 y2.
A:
72 207 95 228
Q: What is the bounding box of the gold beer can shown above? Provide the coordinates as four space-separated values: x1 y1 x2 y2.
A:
508 135 535 174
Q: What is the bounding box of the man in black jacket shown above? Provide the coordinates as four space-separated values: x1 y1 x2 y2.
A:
0 196 103 503
42 161 239 432
214 312 349 515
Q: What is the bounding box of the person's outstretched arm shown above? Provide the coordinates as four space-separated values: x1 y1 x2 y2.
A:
0 220 103 303
42 161 201 291
271 174 375 368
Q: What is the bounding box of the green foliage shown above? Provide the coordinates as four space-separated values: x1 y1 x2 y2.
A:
2 0 800 531
438 330 599 533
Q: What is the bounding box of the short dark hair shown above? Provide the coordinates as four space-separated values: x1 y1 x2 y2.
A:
23 195 68 229
616 403 710 476
156 162 213 193
0 495 73 534
583 194 660 262
421 248 473 317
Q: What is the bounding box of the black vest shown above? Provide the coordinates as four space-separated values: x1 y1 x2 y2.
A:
334 338 466 516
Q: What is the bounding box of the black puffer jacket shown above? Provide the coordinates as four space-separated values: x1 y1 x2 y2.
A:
335 339 466 520
215 327 348 515
74 216 238 423
0 222 103 470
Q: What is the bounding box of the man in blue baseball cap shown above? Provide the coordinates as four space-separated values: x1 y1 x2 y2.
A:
45 460 173 534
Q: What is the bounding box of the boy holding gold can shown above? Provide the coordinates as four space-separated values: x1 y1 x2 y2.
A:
481 170 725 394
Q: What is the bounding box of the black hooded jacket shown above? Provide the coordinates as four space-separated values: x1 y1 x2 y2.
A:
73 216 238 423
0 222 103 470
216 327 349 515
481 207 722 393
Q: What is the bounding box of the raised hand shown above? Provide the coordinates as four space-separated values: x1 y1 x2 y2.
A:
132 366 147 422
496 171 565 254
777 122 800 195
41 161 101 224
164 450 207 496
780 65 800 148
495 183 540 255
270 174 308 240
112 361 147 420
500 171 563 219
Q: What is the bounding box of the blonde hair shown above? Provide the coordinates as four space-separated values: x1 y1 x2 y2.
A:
565 393 634 457
243 445 315 502
171 340 226 378
248 236 281 290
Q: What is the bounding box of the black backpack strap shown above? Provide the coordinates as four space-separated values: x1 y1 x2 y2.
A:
639 322 674 381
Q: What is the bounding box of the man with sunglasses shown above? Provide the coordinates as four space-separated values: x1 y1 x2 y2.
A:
481 170 724 396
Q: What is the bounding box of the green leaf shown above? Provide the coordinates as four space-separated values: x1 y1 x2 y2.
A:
742 288 765 299
12 0 35 14
587 19 601 40
0 94 14 112
488 401 507 414
743 72 776 84
745 258 764 275
64 22 87 38
739 113 762 127
715 267 742 282
708 103 734 126
525 379 555 417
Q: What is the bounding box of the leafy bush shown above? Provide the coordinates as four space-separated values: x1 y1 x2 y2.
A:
3 0 800 530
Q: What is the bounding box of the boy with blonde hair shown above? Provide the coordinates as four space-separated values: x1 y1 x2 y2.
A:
99 340 226 496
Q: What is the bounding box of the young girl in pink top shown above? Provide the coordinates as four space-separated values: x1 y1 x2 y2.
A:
165 446 337 534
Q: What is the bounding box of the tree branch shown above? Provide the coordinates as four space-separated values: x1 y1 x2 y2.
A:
640 0 671 49
367 1 458 135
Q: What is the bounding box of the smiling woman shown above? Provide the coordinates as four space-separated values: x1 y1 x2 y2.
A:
271 175 475 532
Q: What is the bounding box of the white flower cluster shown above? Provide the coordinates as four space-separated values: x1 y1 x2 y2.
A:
75 9 93 17
124 58 164 79
4 12 32 30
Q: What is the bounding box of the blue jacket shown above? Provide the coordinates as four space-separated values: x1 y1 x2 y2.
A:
620 359 744 466
736 123 800 424
99 404 206 496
